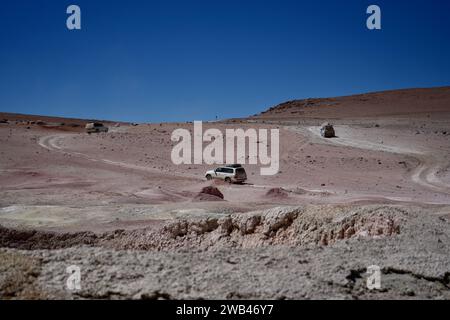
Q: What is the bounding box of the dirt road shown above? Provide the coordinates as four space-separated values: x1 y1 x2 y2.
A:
303 126 450 195
38 134 200 179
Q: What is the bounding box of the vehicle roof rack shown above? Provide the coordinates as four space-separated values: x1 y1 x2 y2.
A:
225 164 242 168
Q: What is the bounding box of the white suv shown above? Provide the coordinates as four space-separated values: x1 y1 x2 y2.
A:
85 122 108 134
205 164 247 184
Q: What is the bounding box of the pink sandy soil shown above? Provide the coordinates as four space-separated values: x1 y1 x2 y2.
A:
1 87 450 232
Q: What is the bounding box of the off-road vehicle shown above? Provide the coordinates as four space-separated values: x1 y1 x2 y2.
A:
205 164 247 184
85 122 108 134
320 122 335 138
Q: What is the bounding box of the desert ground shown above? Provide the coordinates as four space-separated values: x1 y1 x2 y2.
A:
1 87 450 299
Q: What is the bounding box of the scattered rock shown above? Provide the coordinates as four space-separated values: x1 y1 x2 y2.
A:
266 188 289 199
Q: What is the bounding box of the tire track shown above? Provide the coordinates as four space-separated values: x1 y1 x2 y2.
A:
302 126 450 195
38 134 200 180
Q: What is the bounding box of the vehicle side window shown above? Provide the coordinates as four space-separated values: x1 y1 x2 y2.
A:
224 168 233 174
216 168 223 173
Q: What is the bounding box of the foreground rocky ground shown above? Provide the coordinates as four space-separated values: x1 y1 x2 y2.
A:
1 205 449 299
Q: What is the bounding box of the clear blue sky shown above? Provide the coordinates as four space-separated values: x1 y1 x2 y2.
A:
1 0 450 122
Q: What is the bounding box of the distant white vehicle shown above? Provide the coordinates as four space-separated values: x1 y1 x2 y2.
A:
205 164 247 184
85 122 108 134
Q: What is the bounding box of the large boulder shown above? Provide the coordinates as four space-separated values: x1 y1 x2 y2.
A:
265 188 289 199
194 186 224 201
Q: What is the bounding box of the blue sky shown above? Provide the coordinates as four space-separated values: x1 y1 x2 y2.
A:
1 0 450 122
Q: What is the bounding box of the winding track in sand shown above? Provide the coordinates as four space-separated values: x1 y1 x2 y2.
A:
304 126 450 195
38 130 450 206
38 134 199 179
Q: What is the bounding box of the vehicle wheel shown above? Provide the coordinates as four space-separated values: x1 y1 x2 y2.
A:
225 177 232 184
206 174 212 181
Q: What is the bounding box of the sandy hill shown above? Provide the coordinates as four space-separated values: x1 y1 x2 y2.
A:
0 112 127 132
252 86 450 120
